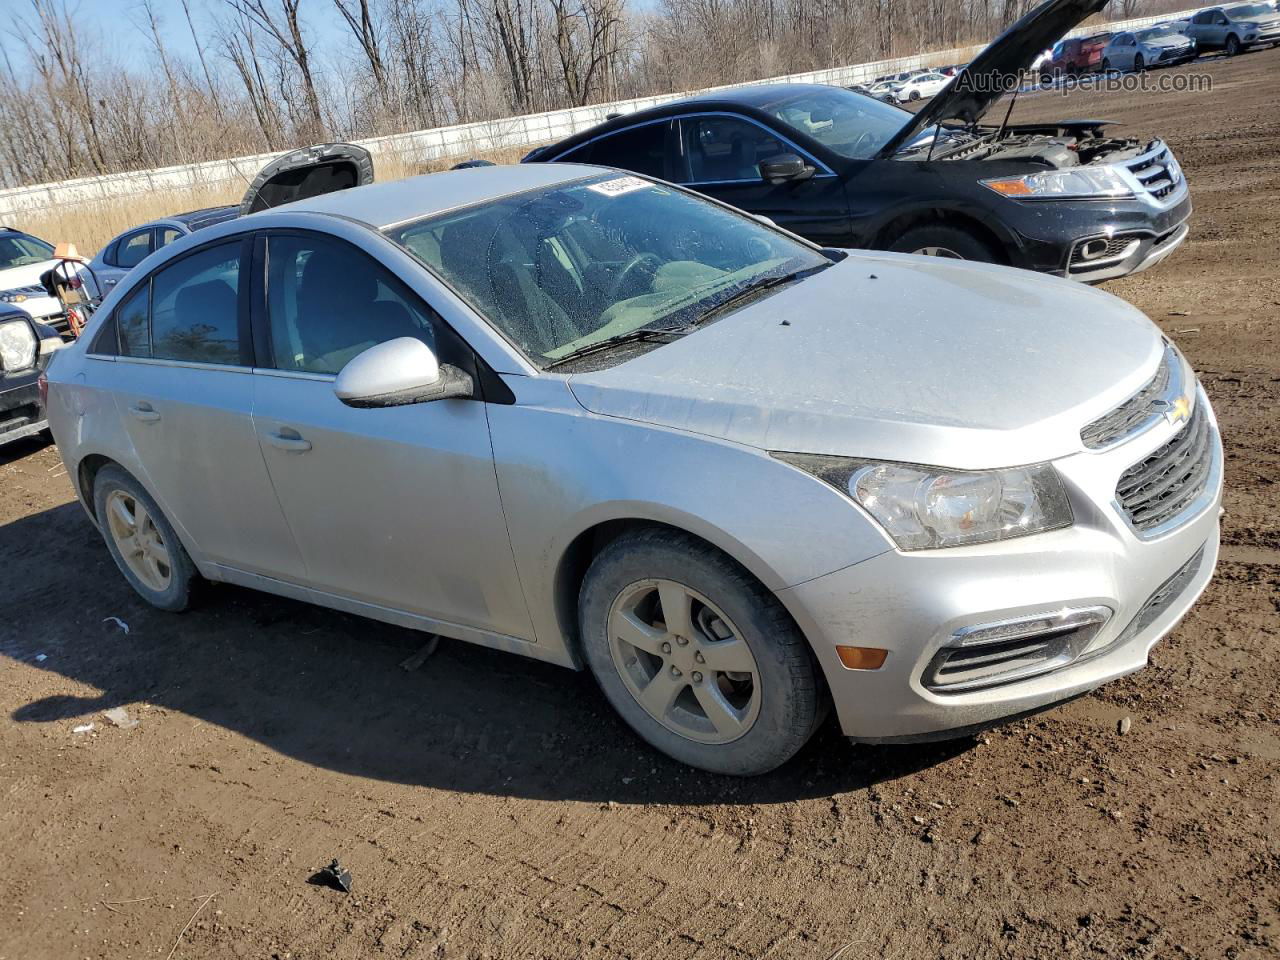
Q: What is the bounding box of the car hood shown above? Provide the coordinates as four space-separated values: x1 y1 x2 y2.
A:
1235 14 1280 28
0 259 58 290
1143 35 1193 47
567 254 1163 470
878 0 1111 158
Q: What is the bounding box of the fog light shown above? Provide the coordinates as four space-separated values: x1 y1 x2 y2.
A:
836 646 888 670
1078 238 1110 261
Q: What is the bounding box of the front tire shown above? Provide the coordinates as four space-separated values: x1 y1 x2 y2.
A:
1134 53 1145 71
578 528 823 775
888 224 1000 263
94 465 197 612
1225 34 1241 56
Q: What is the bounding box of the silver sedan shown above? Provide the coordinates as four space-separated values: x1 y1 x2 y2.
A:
45 164 1222 774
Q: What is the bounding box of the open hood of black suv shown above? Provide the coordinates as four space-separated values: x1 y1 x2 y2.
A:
238 142 374 216
876 0 1110 158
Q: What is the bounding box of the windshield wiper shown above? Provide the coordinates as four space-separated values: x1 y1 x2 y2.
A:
544 326 685 369
687 262 831 328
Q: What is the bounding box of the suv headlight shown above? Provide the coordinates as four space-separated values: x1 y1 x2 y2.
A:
981 167 1134 201
0 317 38 372
772 454 1073 550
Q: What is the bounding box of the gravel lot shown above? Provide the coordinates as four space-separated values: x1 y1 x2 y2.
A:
1 48 1277 960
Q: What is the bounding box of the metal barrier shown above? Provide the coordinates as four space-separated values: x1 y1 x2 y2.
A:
0 6 1200 218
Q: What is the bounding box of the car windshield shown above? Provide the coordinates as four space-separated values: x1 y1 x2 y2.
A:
386 173 829 367
0 233 54 269
766 86 922 160
1228 3 1272 16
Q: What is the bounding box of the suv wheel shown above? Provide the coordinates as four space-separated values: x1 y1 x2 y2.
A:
94 465 198 612
1225 34 1241 55
578 528 823 775
1134 53 1145 70
888 224 1000 263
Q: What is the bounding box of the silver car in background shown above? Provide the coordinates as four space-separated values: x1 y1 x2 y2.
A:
45 164 1222 775
1101 23 1198 71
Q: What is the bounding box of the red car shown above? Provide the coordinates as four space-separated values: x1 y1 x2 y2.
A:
1040 32 1112 75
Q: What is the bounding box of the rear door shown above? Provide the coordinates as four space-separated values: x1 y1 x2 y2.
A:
671 114 852 245
100 237 305 579
247 229 534 641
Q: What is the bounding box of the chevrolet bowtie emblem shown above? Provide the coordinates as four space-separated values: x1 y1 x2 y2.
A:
1159 394 1192 425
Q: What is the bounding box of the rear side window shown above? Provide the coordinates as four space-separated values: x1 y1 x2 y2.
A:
564 123 670 178
158 227 182 248
115 241 243 364
113 230 153 269
264 234 437 375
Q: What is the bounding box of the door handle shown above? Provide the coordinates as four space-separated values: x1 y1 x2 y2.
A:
128 402 161 423
264 428 312 453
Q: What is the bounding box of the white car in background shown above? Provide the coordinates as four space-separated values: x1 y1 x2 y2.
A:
895 72 952 103
0 227 68 330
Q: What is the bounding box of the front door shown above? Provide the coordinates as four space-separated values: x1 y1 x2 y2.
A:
249 231 534 641
672 114 852 246
103 238 305 579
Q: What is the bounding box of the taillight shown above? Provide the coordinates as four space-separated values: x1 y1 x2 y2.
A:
37 371 49 406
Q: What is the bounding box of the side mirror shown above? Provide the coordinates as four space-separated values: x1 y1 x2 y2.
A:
334 337 473 408
759 154 814 185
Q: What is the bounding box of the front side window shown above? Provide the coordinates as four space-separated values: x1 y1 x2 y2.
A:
265 234 437 375
0 232 53 268
386 173 829 368
114 230 153 269
765 87 911 160
680 116 791 183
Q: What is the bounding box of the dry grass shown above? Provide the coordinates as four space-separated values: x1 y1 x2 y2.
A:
8 142 546 257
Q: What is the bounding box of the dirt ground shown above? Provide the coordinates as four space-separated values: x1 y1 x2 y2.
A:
2 49 1278 960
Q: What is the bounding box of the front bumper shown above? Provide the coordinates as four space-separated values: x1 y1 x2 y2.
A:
776 388 1223 741
0 369 46 445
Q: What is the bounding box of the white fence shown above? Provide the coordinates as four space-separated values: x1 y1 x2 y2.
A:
0 6 1199 219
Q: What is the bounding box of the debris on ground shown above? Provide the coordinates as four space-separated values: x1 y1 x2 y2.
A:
72 723 94 734
34 653 47 662
311 859 353 893
103 707 139 729
103 616 130 634
399 635 441 672
1118 716 1132 736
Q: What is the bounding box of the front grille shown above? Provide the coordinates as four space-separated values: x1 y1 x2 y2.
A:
1127 143 1182 201
1112 546 1205 649
1081 344 1175 449
1115 402 1213 534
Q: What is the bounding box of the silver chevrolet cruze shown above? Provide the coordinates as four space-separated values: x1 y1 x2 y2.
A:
46 164 1222 775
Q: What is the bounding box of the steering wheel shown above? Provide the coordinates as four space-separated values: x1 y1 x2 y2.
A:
609 253 663 301
846 131 875 157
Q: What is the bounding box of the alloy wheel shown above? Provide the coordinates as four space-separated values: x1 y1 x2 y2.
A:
105 490 173 592
607 579 762 744
911 246 964 258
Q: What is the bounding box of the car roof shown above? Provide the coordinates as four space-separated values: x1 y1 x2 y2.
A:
170 205 238 230
274 163 601 229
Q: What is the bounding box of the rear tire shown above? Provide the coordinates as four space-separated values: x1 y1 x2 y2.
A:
578 528 823 776
94 465 197 612
909 90 921 101
1225 34 1241 56
888 224 1001 263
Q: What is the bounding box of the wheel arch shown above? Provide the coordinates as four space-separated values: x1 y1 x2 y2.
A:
549 510 797 669
871 204 1015 264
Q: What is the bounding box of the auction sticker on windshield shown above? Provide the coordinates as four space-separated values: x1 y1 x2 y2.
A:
587 176 651 197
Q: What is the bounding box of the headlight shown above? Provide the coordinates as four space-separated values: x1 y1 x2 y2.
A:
0 318 38 372
0 284 46 304
772 454 1073 550
981 167 1135 201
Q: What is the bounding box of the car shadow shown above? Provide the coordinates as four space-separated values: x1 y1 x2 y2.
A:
0 433 53 466
1 502 973 804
